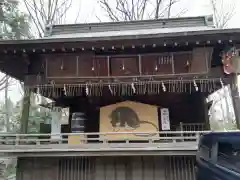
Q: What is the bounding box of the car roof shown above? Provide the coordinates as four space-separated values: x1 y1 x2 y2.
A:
201 131 240 141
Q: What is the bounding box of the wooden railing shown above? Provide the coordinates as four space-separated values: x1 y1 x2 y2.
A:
179 122 206 131
0 131 206 145
0 131 214 156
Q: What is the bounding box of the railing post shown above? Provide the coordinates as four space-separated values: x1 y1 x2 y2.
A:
36 139 40 145
58 134 62 144
180 122 184 141
196 133 200 143
103 135 107 144
15 135 19 145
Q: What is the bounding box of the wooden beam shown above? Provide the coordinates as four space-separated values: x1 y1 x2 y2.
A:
4 150 197 157
0 54 28 81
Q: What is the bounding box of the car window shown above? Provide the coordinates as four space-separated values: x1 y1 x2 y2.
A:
217 141 240 173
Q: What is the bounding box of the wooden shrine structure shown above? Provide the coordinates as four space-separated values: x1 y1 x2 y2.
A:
0 15 240 180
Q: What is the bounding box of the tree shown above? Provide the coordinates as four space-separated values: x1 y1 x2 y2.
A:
0 95 51 178
4 77 9 132
0 1 31 177
211 0 235 28
23 0 80 38
208 0 237 130
99 0 186 21
0 0 30 133
0 0 30 39
19 0 80 133
0 0 29 97
12 94 51 133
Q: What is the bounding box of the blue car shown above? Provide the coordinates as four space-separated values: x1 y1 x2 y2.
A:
196 132 240 180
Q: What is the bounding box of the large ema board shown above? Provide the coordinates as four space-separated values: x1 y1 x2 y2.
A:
99 101 170 140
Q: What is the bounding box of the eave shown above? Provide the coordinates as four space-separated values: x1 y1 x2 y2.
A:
0 28 238 83
0 28 239 53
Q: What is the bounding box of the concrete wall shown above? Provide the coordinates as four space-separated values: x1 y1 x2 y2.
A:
17 156 196 180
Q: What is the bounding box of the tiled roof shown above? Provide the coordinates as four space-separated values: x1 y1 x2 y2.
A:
0 15 239 46
44 15 215 40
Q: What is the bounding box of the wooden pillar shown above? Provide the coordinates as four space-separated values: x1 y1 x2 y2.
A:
20 55 32 134
51 107 62 140
229 74 240 129
202 93 211 130
20 87 31 134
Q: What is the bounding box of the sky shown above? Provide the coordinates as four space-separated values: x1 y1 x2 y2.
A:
69 0 239 27
2 0 240 103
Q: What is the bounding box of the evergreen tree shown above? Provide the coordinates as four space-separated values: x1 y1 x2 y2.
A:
0 1 30 178
0 0 30 40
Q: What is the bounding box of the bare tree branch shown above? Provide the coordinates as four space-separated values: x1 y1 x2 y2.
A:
19 0 79 134
74 1 82 23
95 15 103 22
211 0 235 28
53 0 72 24
23 0 43 37
99 0 120 21
0 74 15 93
99 0 184 21
155 0 162 19
175 8 188 17
22 0 75 38
167 0 177 18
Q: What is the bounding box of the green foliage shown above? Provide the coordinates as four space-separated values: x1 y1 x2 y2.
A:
0 95 52 178
0 0 30 39
2 94 52 134
28 95 52 133
0 1 46 178
0 98 16 132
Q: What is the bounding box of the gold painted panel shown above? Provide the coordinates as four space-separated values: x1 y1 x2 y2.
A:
99 101 159 140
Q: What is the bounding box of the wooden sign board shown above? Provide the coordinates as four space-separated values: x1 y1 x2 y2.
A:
99 101 159 140
68 135 86 144
160 108 170 130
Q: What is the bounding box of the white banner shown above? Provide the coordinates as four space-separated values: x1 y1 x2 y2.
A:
160 108 170 130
